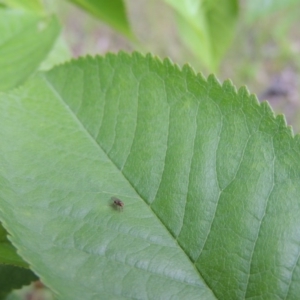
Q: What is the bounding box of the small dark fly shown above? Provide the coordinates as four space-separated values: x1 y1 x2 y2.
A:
111 197 124 211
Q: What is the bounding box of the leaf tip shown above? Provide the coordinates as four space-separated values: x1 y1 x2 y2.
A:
181 63 195 75
275 114 287 128
222 79 237 94
237 85 250 97
260 100 275 117
207 74 221 88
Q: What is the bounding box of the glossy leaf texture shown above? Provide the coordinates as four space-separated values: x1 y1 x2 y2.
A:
0 9 60 91
68 0 134 39
164 0 238 71
0 52 300 299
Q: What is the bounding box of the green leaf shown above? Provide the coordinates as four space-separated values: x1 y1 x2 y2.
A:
39 35 72 71
246 0 300 21
0 223 28 268
68 0 134 39
0 265 38 300
0 0 44 14
0 10 60 91
164 0 239 71
0 52 300 298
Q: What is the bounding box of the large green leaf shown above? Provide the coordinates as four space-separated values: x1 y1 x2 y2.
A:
164 0 238 71
0 52 300 299
0 9 60 91
68 0 134 39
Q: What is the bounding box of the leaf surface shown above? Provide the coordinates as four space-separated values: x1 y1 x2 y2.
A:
0 53 300 299
0 9 60 91
68 0 134 39
1 0 44 13
39 35 72 71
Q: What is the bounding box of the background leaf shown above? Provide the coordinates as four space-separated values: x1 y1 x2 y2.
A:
0 53 300 298
0 223 28 267
0 0 44 14
163 0 238 71
68 0 134 39
0 265 38 300
0 9 60 91
39 35 72 71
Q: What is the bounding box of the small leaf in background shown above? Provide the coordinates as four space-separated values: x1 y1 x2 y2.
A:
0 223 28 268
164 0 239 71
0 10 60 91
0 265 38 300
0 52 300 298
68 0 134 40
0 0 44 14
